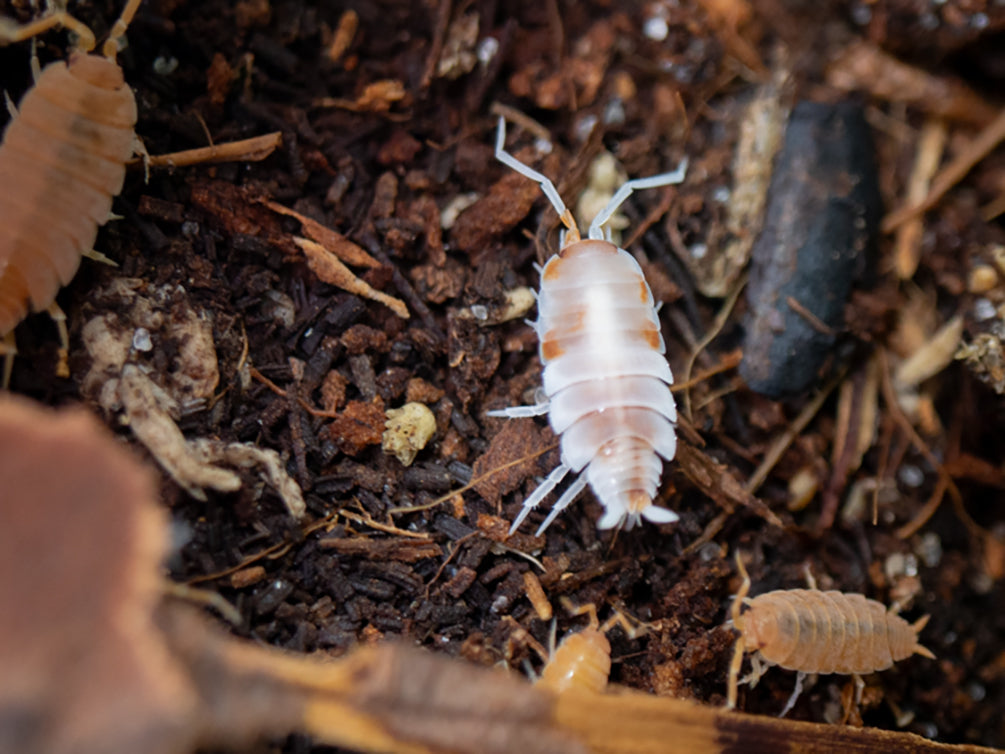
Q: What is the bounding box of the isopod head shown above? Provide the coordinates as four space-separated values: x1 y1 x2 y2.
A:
733 600 778 656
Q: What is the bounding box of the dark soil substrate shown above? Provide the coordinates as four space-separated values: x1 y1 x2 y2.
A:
3 0 1004 750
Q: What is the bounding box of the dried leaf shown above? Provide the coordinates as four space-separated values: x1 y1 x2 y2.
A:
295 236 409 318
263 200 380 268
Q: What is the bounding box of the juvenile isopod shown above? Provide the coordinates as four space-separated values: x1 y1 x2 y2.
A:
488 117 687 535
0 0 143 381
538 625 612 695
726 552 935 717
537 600 641 695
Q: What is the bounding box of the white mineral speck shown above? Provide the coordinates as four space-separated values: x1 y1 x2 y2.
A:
132 327 152 352
974 297 997 321
643 16 669 41
477 36 499 66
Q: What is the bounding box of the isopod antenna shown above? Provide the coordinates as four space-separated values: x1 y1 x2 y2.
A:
494 117 581 244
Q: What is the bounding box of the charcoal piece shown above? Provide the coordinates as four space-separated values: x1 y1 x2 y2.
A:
740 101 881 398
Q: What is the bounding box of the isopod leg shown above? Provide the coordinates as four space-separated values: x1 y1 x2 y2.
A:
0 10 96 53
727 550 754 710
779 671 806 718
103 0 144 58
910 614 936 659
802 562 818 590
46 302 69 378
840 674 866 725
83 249 120 267
486 402 550 419
726 641 744 710
30 37 40 81
746 653 765 688
587 158 689 240
3 90 16 119
508 462 570 535
562 598 600 631
1 332 16 389
494 117 580 242
534 472 588 535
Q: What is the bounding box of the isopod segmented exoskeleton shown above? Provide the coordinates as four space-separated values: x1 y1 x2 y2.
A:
726 552 935 717
538 625 612 695
0 0 143 383
488 117 687 536
536 600 643 695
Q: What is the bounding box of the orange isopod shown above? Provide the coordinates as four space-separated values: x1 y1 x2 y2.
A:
538 626 612 694
536 601 645 695
0 0 142 376
727 552 934 716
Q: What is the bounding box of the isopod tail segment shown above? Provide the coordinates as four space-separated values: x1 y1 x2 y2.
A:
490 116 687 536
726 551 936 716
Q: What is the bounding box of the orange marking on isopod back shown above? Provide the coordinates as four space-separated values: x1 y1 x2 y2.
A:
542 258 563 281
642 328 661 350
540 336 565 361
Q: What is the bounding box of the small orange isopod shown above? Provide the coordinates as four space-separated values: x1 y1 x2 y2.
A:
538 626 612 695
727 552 934 716
536 601 645 695
0 0 143 380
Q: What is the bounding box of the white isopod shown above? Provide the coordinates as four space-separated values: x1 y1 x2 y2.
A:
489 117 687 535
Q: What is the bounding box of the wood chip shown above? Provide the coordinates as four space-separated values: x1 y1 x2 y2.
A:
894 315 965 389
894 120 947 279
523 571 553 621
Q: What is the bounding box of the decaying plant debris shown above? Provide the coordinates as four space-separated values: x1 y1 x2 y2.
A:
3 0 1005 751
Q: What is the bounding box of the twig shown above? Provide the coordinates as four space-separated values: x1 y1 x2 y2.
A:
894 120 947 279
388 444 558 515
745 368 846 495
882 106 1005 233
132 132 282 168
420 0 453 88
186 510 340 584
682 273 747 421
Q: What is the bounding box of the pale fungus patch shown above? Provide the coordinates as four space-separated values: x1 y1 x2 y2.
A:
383 402 437 466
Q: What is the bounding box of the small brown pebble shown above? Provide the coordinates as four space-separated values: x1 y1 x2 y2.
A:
230 566 267 588
341 324 388 355
444 566 479 599
406 377 445 404
377 128 423 165
326 399 386 455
